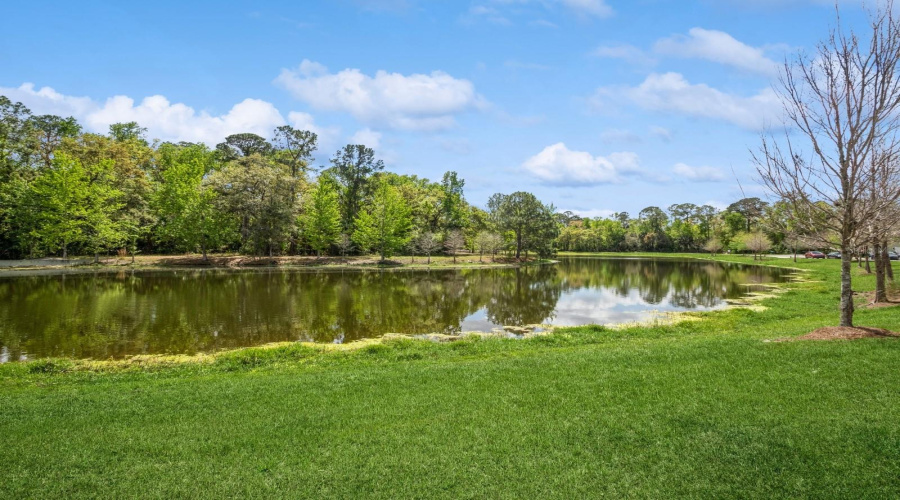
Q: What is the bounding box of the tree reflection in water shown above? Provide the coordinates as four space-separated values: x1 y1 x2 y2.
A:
0 257 789 360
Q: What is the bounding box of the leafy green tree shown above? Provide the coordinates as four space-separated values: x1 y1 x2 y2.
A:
26 153 123 260
208 155 296 256
109 122 148 145
440 171 467 230
215 133 273 161
352 179 412 261
301 176 342 257
488 191 556 259
154 144 236 260
0 96 36 182
28 114 81 169
328 144 384 231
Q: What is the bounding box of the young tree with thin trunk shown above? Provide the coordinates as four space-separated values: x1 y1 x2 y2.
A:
415 231 441 264
336 233 353 260
352 179 412 261
741 231 773 260
704 238 723 256
444 229 466 264
301 176 341 258
754 4 900 327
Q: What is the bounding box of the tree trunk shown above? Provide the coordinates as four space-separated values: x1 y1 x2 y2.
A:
875 241 887 303
865 247 871 273
62 242 67 261
883 242 894 281
453 253 456 264
427 253 431 264
515 233 522 259
840 248 854 327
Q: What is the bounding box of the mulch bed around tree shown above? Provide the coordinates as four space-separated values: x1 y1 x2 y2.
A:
777 326 900 342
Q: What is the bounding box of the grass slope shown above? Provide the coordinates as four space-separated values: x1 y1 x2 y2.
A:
1 256 899 498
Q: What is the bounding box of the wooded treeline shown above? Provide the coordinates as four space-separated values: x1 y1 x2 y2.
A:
0 98 561 261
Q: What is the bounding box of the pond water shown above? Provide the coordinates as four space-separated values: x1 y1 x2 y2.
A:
0 257 791 361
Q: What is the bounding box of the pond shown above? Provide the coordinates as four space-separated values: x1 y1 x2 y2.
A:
0 257 791 361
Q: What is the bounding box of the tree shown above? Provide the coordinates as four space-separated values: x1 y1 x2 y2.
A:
704 238 723 256
754 4 900 327
488 191 556 259
28 114 81 169
444 229 466 264
328 144 384 231
352 179 412 261
208 155 297 257
0 96 36 182
215 133 272 161
474 231 494 262
109 122 148 144
153 144 235 260
439 171 467 231
741 231 772 260
727 198 768 232
25 153 123 260
415 231 441 264
272 125 317 179
336 233 353 259
301 176 342 257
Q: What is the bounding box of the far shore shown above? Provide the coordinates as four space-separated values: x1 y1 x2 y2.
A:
0 253 552 275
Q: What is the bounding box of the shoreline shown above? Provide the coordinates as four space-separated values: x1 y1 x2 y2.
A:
0 254 555 277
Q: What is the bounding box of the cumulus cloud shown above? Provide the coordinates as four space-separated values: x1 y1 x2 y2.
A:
1 82 331 146
522 142 641 186
349 127 382 149
274 60 487 131
653 28 779 76
672 163 726 182
592 72 782 130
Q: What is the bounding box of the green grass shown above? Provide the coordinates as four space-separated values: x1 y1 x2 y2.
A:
1 255 899 498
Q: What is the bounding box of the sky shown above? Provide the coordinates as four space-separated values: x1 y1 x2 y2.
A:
0 0 875 217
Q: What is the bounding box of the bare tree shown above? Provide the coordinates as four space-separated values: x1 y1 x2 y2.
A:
444 230 466 264
415 232 441 264
742 232 773 260
474 231 499 262
336 233 353 260
754 4 900 326
704 238 723 256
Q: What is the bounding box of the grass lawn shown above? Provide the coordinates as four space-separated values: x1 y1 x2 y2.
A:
1 255 899 498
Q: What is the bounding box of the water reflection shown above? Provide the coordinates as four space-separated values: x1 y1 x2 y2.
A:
0 257 789 360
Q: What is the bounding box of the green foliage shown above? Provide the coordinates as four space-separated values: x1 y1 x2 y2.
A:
208 155 297 256
328 144 385 231
352 179 412 260
301 175 342 256
488 191 557 258
153 143 236 257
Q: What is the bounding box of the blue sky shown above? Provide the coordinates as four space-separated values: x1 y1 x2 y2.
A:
0 0 871 216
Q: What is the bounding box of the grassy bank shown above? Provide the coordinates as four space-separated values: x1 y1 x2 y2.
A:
0 253 545 275
1 255 899 498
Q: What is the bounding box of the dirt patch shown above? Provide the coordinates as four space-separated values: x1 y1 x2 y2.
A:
778 326 899 342
856 289 900 309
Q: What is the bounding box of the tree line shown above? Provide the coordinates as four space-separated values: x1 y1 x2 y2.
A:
0 101 560 261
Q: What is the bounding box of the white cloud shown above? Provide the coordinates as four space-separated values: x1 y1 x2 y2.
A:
274 60 487 131
654 28 779 76
592 43 656 66
592 72 782 130
0 83 319 145
522 142 641 186
349 127 382 149
672 163 726 182
649 126 673 142
557 0 613 18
